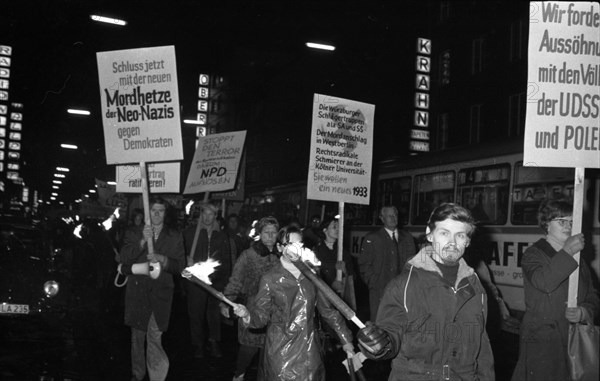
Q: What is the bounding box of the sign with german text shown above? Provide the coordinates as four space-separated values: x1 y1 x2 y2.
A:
115 162 181 193
96 45 183 165
307 94 374 205
184 130 246 194
524 2 600 168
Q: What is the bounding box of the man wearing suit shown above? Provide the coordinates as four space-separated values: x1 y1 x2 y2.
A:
358 205 416 321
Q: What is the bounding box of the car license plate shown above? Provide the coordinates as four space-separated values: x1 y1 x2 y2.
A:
0 303 30 314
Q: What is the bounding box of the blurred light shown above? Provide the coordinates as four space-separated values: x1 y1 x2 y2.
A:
52 185 59 189
52 180 62 184
67 109 90 115
50 197 56 201
56 167 70 172
73 224 83 238
54 173 65 178
185 200 194 215
306 42 336 51
107 181 116 185
59 201 64 205
183 119 204 125
61 144 78 150
89 189 96 193
90 15 127 26
43 281 60 298
51 192 58 196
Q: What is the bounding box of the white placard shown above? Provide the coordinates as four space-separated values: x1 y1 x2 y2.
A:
116 162 181 193
524 2 600 168
307 94 375 205
183 130 247 194
96 46 183 165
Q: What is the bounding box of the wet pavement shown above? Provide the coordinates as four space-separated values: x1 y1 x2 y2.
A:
1 276 520 381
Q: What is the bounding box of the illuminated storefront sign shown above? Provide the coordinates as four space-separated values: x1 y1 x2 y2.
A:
410 37 431 153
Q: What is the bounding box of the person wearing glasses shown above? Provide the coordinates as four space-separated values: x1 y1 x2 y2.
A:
512 199 599 381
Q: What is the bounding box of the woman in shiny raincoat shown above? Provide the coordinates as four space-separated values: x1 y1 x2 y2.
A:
234 226 354 381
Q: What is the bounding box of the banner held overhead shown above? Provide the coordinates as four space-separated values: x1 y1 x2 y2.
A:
184 130 246 194
307 93 375 205
96 45 184 165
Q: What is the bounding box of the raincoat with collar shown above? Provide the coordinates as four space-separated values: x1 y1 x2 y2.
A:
246 262 353 381
373 247 495 381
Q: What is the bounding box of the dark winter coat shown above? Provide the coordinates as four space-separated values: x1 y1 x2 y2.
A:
183 225 231 291
512 239 599 381
373 247 495 381
119 225 185 332
223 241 279 346
247 262 353 381
358 227 416 320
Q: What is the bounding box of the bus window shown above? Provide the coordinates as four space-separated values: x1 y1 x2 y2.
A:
458 164 510 225
511 162 574 225
378 176 411 225
412 171 455 225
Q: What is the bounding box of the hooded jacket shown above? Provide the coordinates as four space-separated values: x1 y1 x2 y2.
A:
373 246 495 381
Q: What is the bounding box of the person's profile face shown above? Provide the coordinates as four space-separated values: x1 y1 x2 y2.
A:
380 207 398 230
426 218 470 265
323 220 339 240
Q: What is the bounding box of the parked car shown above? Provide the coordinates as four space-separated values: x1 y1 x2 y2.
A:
0 220 71 318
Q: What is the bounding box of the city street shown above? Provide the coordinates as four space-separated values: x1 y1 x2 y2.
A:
1 272 520 381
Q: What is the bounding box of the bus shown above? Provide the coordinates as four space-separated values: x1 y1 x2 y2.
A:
348 139 600 316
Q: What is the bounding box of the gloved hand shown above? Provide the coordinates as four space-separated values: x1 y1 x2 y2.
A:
357 322 391 358
118 263 133 275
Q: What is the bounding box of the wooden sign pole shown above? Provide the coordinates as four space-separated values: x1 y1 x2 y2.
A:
140 161 154 255
188 192 210 262
567 167 584 308
336 202 345 282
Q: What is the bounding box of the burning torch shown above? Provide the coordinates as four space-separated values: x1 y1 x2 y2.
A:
181 258 236 308
283 242 366 330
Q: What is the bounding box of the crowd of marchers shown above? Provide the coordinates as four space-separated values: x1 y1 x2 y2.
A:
110 197 598 381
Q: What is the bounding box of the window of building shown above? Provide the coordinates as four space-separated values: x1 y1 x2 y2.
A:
469 104 482 144
509 20 526 62
458 164 510 225
472 38 484 74
439 50 451 85
378 176 412 226
437 113 449 150
508 92 525 137
511 162 574 225
412 171 455 225
439 1 450 22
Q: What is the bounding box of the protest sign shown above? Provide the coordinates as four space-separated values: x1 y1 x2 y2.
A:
95 178 128 209
183 130 246 194
96 45 183 165
307 94 375 205
115 162 181 193
524 1 600 168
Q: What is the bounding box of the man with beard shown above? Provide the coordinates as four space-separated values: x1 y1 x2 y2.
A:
357 203 495 381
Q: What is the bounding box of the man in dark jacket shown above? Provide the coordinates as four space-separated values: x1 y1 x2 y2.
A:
358 205 416 321
357 203 495 381
183 202 231 358
119 197 185 381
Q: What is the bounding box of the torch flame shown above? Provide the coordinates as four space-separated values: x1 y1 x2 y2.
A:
182 258 221 285
101 207 120 231
73 223 83 239
185 200 194 215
